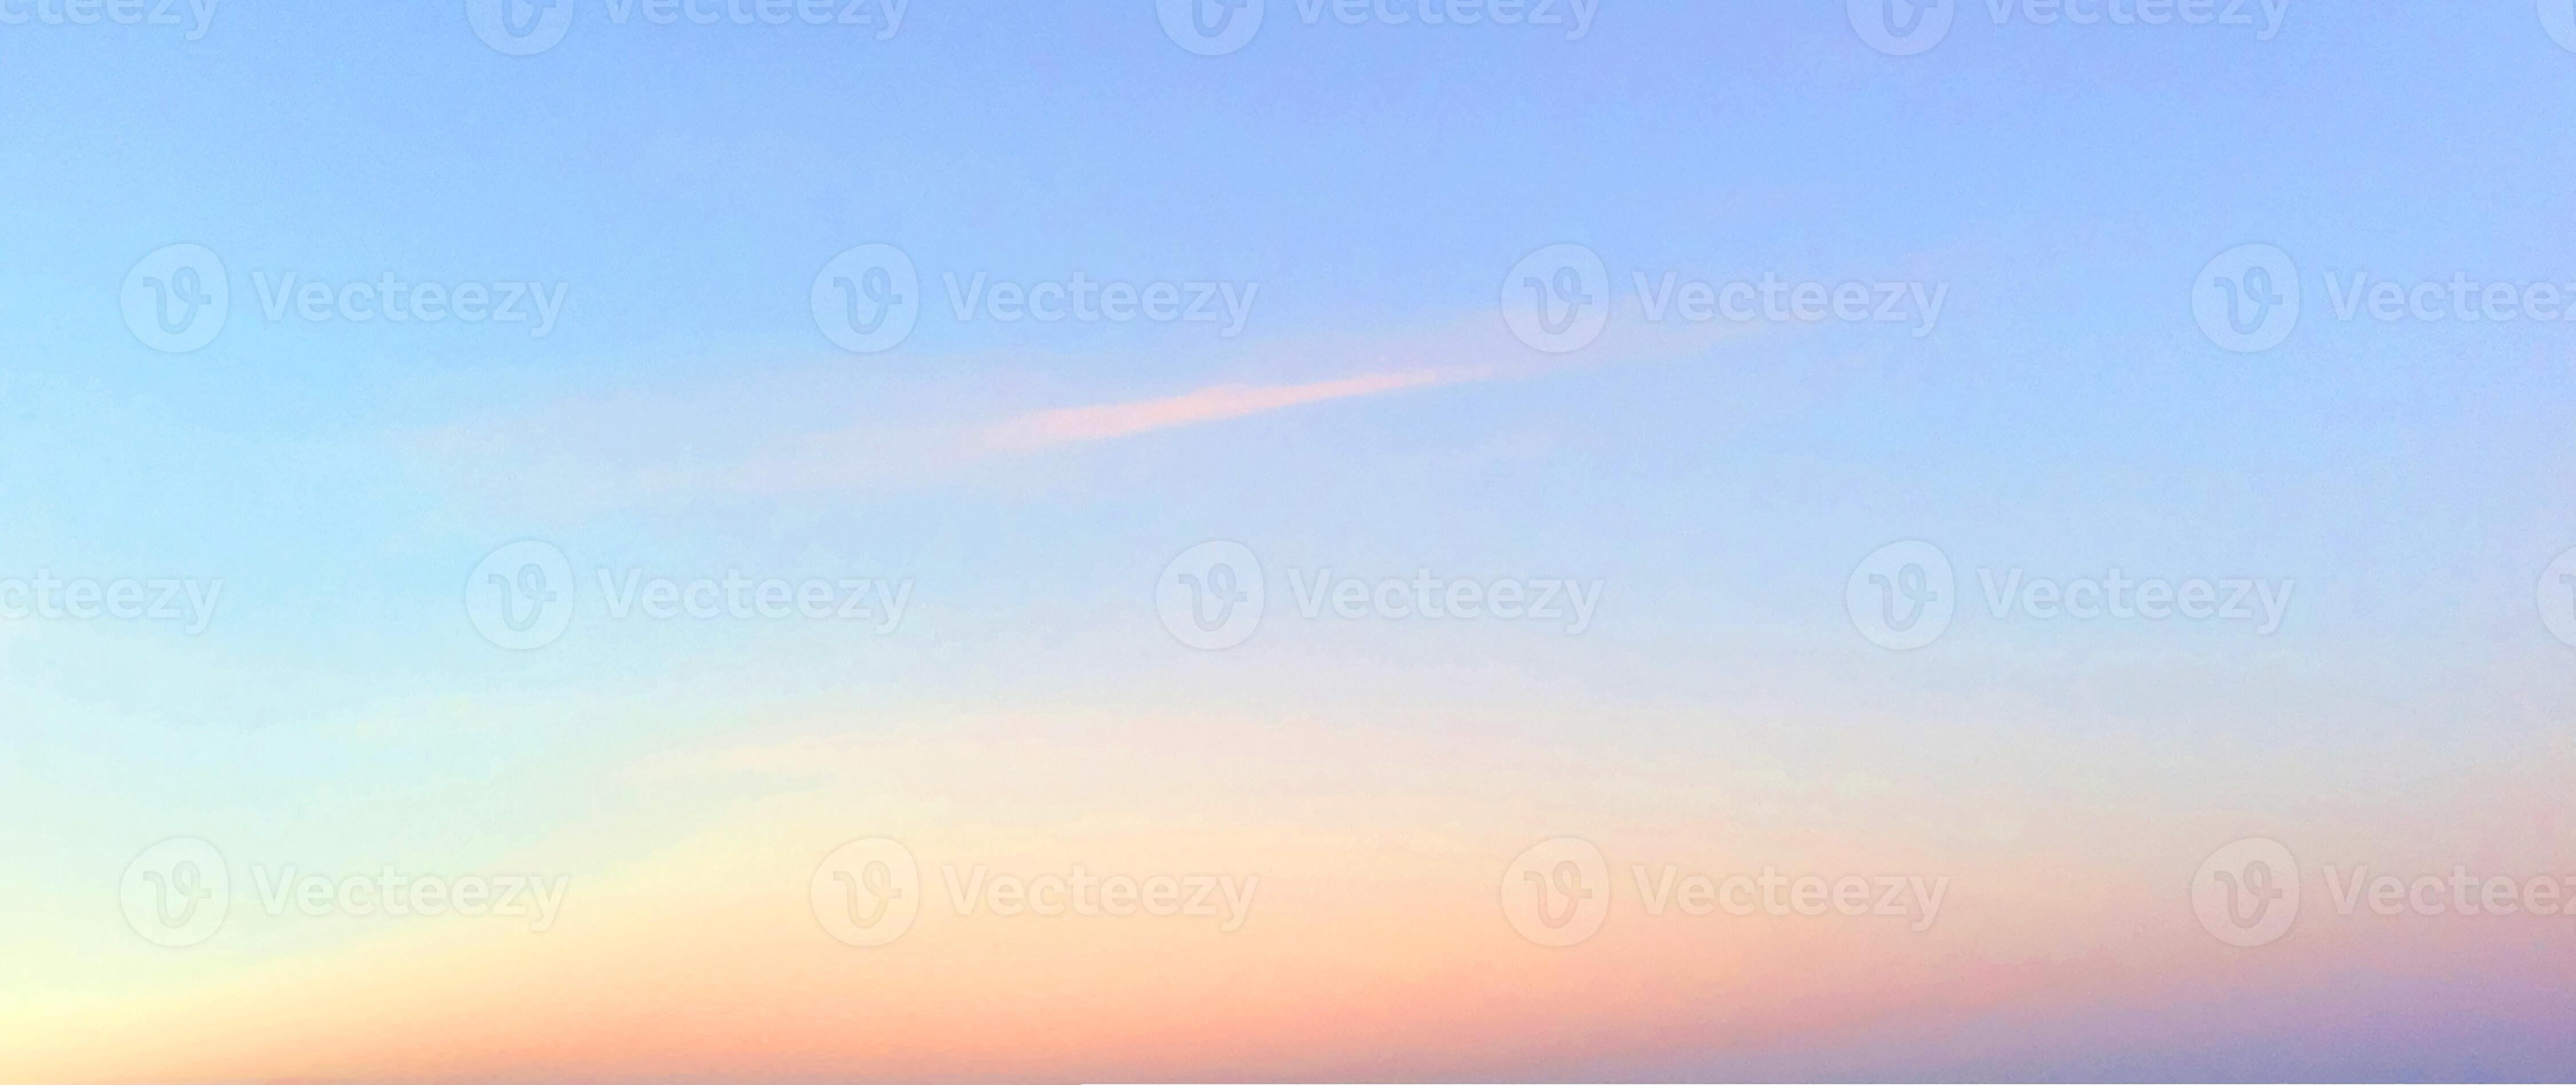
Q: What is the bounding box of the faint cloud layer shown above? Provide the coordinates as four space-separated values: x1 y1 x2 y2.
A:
412 306 1759 515
982 367 1479 450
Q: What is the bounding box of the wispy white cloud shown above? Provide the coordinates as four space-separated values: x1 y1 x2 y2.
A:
968 303 1767 451
409 306 1762 512
982 366 1483 450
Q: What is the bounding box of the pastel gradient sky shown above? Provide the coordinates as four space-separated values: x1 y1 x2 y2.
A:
6 2 2576 1082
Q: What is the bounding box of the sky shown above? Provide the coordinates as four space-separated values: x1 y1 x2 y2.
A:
6 1 2576 1082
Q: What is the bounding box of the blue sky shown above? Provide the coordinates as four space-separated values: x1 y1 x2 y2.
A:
7 3 2576 1080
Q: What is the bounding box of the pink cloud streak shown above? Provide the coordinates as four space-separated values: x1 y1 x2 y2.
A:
982 366 1485 450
